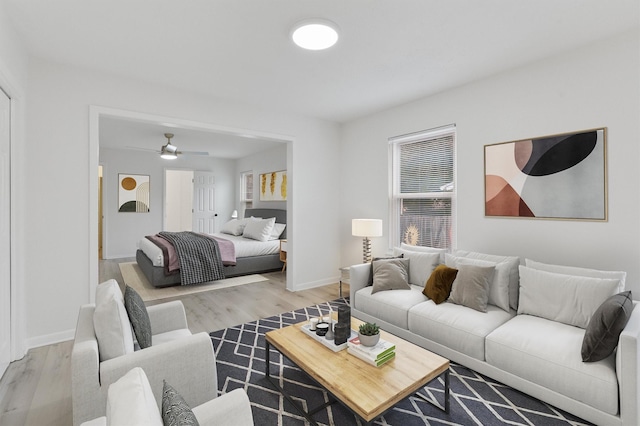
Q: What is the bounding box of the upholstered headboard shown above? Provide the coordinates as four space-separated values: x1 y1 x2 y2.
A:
244 208 287 239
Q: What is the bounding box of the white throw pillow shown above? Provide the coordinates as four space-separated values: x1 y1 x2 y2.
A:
524 258 626 293
243 217 276 242
220 219 243 236
93 279 134 361
455 250 521 310
517 265 620 329
400 243 446 263
106 367 163 426
393 247 441 286
446 254 511 312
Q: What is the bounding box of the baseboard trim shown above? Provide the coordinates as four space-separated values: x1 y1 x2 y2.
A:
26 329 75 350
290 275 340 291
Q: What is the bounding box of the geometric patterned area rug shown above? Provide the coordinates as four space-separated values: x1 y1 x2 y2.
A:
210 299 593 426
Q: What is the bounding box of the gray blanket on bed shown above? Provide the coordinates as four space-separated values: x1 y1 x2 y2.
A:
158 231 225 285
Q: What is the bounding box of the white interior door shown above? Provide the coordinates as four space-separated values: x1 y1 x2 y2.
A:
0 88 11 377
193 172 216 234
165 170 194 232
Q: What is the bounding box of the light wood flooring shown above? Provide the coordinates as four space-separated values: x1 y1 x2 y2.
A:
0 258 346 426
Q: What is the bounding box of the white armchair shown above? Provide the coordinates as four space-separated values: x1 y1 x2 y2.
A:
81 367 254 426
71 280 218 425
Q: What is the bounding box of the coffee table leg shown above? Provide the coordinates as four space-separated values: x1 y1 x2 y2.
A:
415 367 450 414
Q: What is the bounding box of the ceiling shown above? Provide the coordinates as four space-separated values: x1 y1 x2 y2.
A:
4 0 639 156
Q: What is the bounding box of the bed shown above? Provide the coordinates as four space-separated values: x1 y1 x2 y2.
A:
135 208 286 287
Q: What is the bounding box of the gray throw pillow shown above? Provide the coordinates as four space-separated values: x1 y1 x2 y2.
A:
368 254 404 285
582 291 633 362
124 285 152 349
371 258 411 294
162 380 200 426
448 264 494 312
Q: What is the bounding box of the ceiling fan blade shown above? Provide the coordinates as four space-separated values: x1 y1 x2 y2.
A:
177 150 209 156
123 146 159 153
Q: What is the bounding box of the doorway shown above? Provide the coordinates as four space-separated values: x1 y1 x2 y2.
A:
165 170 217 234
0 87 11 377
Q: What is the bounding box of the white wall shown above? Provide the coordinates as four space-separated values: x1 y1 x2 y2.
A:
340 30 640 296
23 58 340 347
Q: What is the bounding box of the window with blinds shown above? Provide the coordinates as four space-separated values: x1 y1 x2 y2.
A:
389 125 456 249
241 171 253 210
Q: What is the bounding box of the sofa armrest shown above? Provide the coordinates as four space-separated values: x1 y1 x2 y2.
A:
349 263 371 303
147 300 189 334
192 388 254 425
100 332 217 413
72 304 103 426
617 301 640 425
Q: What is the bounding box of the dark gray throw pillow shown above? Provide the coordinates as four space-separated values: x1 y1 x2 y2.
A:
367 254 404 285
582 291 633 362
124 285 152 349
162 380 200 426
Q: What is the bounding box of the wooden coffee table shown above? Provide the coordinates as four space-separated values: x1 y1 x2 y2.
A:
264 315 450 425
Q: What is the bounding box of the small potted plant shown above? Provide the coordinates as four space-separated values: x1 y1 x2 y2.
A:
358 322 380 347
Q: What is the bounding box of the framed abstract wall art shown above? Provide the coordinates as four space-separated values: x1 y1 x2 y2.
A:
484 128 607 221
118 173 150 212
259 170 287 201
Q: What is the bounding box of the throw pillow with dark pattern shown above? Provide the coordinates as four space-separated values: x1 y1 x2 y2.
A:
124 285 152 349
162 380 200 426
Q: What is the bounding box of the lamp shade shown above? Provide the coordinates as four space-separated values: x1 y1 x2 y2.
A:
352 219 383 237
231 210 238 219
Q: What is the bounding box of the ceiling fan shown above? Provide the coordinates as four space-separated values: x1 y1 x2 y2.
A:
159 133 209 159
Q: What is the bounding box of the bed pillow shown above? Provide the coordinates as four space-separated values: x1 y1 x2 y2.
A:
269 223 287 240
93 279 134 361
582 291 634 362
446 254 511 312
243 217 276 242
448 263 494 312
393 247 441 286
525 258 626 293
455 250 521 310
220 218 248 236
518 265 620 329
371 258 411 294
423 264 458 304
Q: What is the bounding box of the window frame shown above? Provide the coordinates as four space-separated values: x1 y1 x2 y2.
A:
388 124 457 250
240 170 253 212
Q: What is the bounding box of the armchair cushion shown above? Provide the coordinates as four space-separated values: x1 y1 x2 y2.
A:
124 285 153 349
106 367 162 425
93 280 134 361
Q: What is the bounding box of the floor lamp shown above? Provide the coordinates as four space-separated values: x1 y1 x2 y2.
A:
352 219 383 263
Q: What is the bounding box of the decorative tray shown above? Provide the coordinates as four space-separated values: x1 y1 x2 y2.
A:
300 323 357 352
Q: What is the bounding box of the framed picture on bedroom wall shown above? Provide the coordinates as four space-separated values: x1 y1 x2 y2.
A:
484 128 607 221
259 170 287 201
118 173 150 212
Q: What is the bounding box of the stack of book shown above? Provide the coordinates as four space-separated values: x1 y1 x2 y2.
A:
347 336 396 367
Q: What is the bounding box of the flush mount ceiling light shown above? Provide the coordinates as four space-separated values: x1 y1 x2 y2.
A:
291 19 339 50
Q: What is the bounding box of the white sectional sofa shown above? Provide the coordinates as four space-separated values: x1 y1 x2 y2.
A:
349 246 640 426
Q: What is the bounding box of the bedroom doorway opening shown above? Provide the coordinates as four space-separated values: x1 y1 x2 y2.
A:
0 87 11 377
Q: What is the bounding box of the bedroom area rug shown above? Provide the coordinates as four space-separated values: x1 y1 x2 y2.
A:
210 299 593 426
118 262 269 301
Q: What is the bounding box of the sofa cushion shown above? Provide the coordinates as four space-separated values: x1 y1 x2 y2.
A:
486 314 619 415
582 291 634 362
408 301 513 360
371 258 411 294
400 243 446 263
162 380 199 426
525 258 626 293
393 248 441 286
448 263 494 312
455 250 520 311
124 285 152 349
106 367 163 426
518 265 620 328
355 284 426 329
423 264 458 304
94 280 134 361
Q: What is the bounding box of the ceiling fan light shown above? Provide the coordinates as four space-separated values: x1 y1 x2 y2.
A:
160 146 178 159
291 20 339 50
